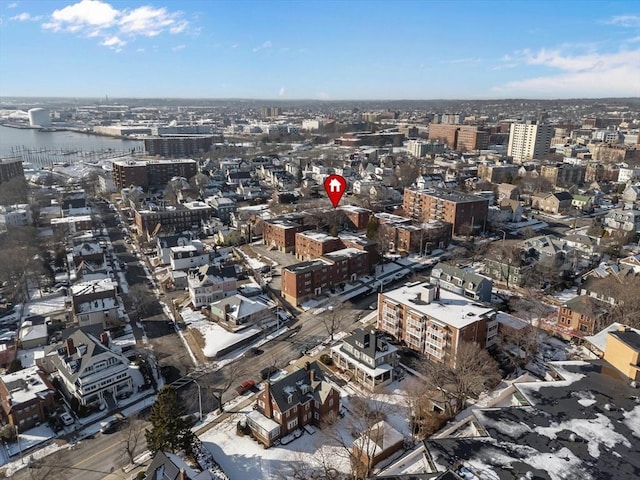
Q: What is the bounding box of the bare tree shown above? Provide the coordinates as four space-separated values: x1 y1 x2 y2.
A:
488 243 524 289
415 341 500 417
127 283 156 320
206 359 248 413
321 304 350 342
322 392 394 479
123 414 146 465
275 450 343 480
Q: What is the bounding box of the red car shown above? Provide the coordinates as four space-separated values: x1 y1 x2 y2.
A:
235 380 255 395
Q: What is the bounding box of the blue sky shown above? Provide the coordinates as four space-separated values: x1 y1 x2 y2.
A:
0 0 639 99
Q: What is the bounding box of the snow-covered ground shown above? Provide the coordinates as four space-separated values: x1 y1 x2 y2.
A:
181 308 262 359
6 424 55 457
21 293 67 318
552 286 579 304
200 380 413 480
15 347 45 368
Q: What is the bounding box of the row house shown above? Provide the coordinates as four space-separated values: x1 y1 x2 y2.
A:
376 282 498 366
40 330 133 408
247 362 340 447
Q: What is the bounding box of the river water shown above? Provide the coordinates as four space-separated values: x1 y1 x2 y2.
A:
0 125 143 157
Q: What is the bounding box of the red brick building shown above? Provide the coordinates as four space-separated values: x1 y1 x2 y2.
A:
0 367 56 429
339 205 373 231
262 219 304 253
247 361 340 447
295 231 342 261
282 248 372 306
403 188 488 235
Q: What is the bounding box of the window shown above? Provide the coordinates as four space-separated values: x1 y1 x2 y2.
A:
328 398 334 407
287 418 298 430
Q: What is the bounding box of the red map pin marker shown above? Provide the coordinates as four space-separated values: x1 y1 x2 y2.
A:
323 174 347 208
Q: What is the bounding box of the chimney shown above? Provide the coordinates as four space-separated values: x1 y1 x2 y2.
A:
305 361 310 371
66 338 76 356
435 283 441 301
263 381 273 419
100 332 109 347
619 325 631 332
309 368 316 383
178 469 188 480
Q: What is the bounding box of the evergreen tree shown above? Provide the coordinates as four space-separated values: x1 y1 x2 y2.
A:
366 215 379 240
145 386 195 455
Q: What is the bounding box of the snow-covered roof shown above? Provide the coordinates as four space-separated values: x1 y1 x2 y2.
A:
424 360 640 480
0 366 53 406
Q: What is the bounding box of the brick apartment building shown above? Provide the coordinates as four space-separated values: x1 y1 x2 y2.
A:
133 201 212 234
143 136 221 158
339 205 373 231
376 282 498 366
428 125 489 152
262 219 305 253
403 188 489 235
0 158 24 185
112 158 198 190
295 231 343 261
540 164 586 188
282 248 372 305
477 163 519 183
375 214 452 254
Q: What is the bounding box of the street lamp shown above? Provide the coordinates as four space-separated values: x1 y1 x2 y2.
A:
15 424 23 464
191 379 203 421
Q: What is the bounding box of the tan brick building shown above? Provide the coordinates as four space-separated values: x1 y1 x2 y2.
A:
557 296 609 337
376 282 498 366
603 326 640 381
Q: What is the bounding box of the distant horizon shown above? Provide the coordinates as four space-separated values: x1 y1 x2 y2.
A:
1 1 638 99
1 95 639 103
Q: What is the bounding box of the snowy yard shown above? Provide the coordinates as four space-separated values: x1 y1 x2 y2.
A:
200 381 414 480
22 293 67 318
181 308 261 358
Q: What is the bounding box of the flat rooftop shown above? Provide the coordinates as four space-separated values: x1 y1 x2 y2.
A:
381 282 494 329
113 158 196 166
296 230 337 242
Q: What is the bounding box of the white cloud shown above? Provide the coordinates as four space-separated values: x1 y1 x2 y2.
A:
101 35 125 48
10 12 42 22
493 47 640 97
119 5 184 37
606 15 640 27
316 92 330 100
43 0 119 32
253 40 272 52
278 87 285 97
8 2 19 8
172 44 185 52
41 0 189 50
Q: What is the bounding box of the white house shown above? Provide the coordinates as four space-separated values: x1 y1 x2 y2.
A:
187 264 238 308
169 245 210 271
40 330 134 408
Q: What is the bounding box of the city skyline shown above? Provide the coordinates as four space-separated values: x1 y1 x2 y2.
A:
0 0 639 100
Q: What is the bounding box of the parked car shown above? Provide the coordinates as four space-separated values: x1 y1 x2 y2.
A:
249 347 264 356
100 414 126 434
235 379 255 395
260 366 278 380
60 412 74 426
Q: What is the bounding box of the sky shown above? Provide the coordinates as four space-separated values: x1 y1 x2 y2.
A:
0 0 639 100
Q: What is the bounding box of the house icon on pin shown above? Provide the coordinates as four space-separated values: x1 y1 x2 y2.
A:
329 178 342 193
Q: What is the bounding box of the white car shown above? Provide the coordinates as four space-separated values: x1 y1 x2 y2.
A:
60 413 74 426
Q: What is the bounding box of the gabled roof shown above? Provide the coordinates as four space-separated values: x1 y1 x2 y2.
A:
267 361 333 412
342 328 396 362
431 262 491 292
552 191 573 201
563 295 609 316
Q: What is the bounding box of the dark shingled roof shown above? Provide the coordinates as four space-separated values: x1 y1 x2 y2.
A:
423 360 640 480
610 330 640 352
